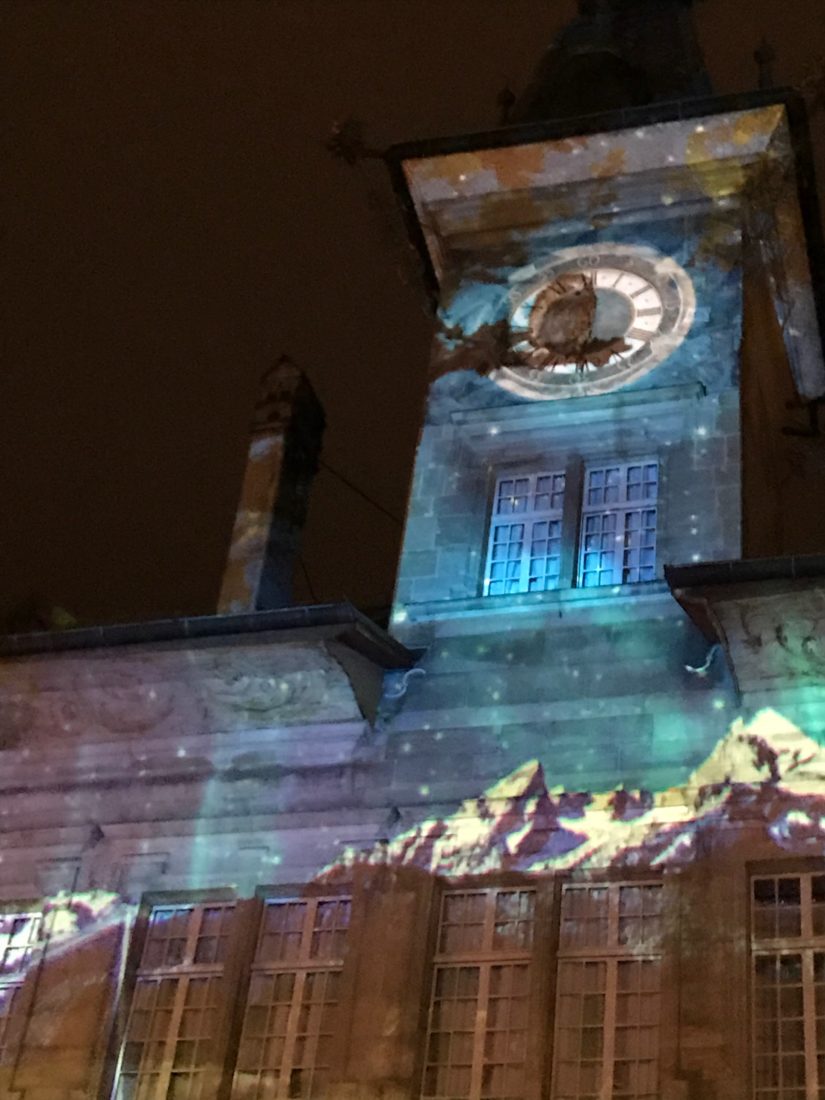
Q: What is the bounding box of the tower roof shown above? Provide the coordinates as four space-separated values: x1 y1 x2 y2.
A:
511 0 711 123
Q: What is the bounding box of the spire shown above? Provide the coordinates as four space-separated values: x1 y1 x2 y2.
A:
510 0 711 123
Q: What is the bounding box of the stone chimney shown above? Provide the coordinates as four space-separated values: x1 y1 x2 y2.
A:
217 356 324 613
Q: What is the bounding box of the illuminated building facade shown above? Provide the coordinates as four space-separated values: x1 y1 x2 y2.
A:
3 4 825 1099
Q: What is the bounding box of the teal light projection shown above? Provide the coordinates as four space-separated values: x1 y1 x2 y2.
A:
324 707 825 880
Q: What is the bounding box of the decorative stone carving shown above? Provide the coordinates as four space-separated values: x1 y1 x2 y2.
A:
732 590 825 686
199 645 359 726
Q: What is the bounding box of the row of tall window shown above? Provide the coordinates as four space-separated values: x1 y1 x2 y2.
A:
484 460 659 596
118 896 349 1099
424 883 662 1100
0 871 820 1098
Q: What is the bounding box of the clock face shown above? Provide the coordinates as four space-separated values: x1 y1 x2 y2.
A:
492 245 696 400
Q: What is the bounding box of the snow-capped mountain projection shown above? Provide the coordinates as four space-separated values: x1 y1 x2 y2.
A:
322 709 825 879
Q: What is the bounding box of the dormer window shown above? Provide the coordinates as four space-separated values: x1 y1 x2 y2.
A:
483 459 658 596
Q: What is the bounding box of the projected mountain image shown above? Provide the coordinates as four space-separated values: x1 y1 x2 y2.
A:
322 709 825 878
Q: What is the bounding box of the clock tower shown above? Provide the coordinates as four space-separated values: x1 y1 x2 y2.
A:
383 2 825 793
368 22 825 1093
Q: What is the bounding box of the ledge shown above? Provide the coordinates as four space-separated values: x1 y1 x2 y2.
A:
393 580 674 625
387 88 800 168
450 382 709 428
665 554 825 646
0 601 415 669
666 554 825 593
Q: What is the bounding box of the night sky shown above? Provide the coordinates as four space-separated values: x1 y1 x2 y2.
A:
3 0 825 628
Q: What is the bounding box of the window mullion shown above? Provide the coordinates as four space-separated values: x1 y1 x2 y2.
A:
803 950 819 1100
184 904 204 965
279 968 307 1100
300 897 318 964
601 960 618 1100
522 472 538 594
560 457 583 588
803 876 814 940
607 885 620 950
470 964 491 1100
157 974 191 1099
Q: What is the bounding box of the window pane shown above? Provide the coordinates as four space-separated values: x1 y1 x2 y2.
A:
553 960 607 1099
194 906 233 964
753 877 802 940
440 893 486 955
618 886 663 949
142 907 194 969
423 966 479 1099
492 891 535 951
257 901 308 964
311 899 351 961
560 887 609 950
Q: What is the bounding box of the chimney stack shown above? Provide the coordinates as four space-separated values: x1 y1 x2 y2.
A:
217 356 325 614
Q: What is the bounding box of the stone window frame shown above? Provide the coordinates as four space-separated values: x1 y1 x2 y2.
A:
577 459 660 589
551 880 664 1100
481 454 661 598
231 892 352 1098
106 885 354 1100
0 902 45 1089
111 896 238 1099
483 470 568 596
419 883 547 1100
418 875 673 1100
750 869 825 1099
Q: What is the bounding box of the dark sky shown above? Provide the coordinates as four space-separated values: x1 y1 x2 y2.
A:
3 0 825 627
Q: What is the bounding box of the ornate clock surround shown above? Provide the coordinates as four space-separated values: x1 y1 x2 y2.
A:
492 244 697 400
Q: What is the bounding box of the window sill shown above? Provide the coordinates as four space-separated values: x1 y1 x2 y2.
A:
393 580 674 624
